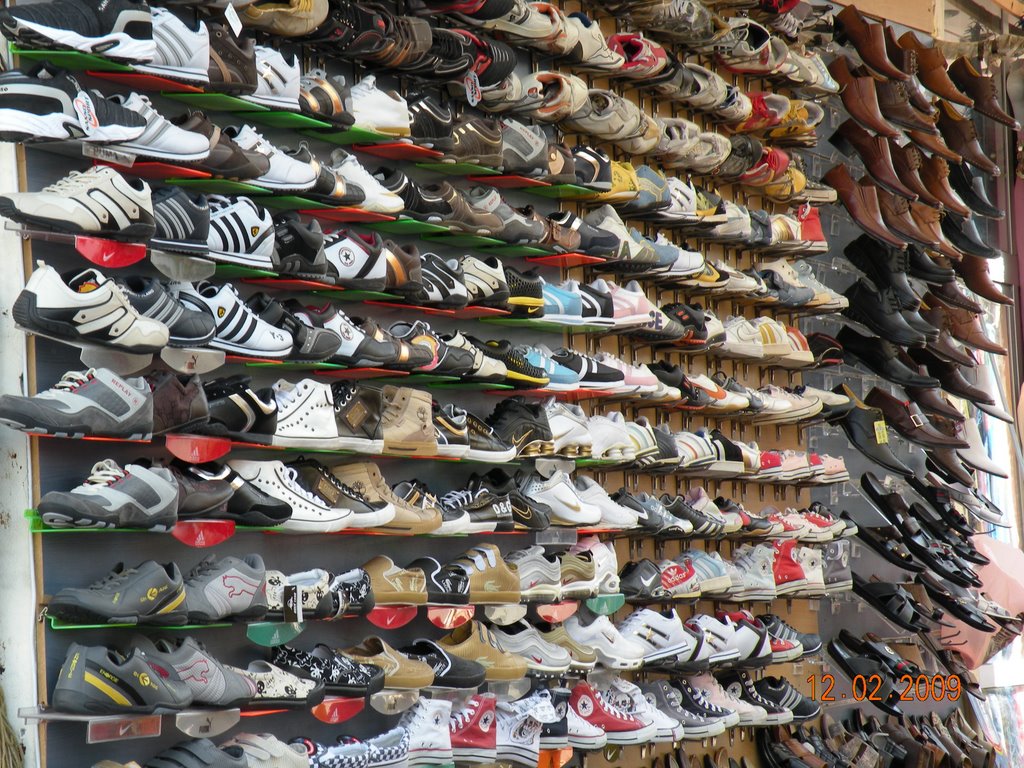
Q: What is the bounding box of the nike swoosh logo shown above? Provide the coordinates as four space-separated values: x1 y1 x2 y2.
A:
512 430 533 448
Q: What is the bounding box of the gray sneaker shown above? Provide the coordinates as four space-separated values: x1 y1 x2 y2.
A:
639 680 725 739
823 539 852 593
610 489 690 535
132 636 256 707
465 186 547 245
38 458 180 530
0 367 153 439
49 561 188 626
184 554 268 623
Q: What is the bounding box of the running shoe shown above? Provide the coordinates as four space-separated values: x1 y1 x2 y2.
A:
49 560 188 625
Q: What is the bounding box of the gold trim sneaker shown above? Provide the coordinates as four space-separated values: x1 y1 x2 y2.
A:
344 637 435 690
440 621 528 681
362 555 428 605
331 462 441 534
451 544 522 604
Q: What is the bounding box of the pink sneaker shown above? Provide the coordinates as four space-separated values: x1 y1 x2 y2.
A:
818 454 849 483
593 278 656 327
594 352 658 393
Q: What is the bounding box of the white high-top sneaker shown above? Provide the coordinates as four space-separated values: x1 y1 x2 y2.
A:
399 697 454 768
271 378 341 449
497 691 558 766
227 460 351 533
731 544 778 601
598 676 683 742
794 546 826 597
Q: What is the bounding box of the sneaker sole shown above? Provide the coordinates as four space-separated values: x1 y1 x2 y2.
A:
0 15 154 62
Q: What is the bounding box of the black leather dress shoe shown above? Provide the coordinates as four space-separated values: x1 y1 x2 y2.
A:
941 214 1002 259
907 244 956 283
947 161 1004 219
844 234 918 308
907 348 995 404
830 385 913 476
843 278 927 347
838 326 939 387
903 307 940 342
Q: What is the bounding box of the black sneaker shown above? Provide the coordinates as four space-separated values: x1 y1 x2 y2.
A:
374 168 451 222
670 679 735 725
757 614 822 656
440 484 513 533
572 145 612 190
485 397 553 456
0 0 153 63
185 461 292 526
197 375 277 443
400 28 474 80
246 293 341 362
613 490 687 535
407 557 470 605
718 670 794 726
406 251 470 309
49 560 188 625
390 320 474 377
475 468 550 530
407 92 456 150
568 280 616 326
620 559 672 602
401 639 486 689
301 1 386 54
550 348 624 389
467 337 549 387
116 276 216 348
330 382 384 451
649 424 683 473
504 266 544 318
272 644 384 697
443 115 504 168
661 494 724 537
540 688 570 749
662 303 719 348
547 211 619 258
433 402 471 458
150 187 210 256
270 212 327 279
749 675 821 722
464 409 516 463
289 145 365 206
287 457 391 525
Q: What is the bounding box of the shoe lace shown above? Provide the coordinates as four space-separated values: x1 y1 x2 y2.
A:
184 557 221 586
41 170 95 195
450 701 479 732
275 385 300 410
283 467 326 506
51 369 95 393
84 460 127 487
441 487 478 509
91 565 137 590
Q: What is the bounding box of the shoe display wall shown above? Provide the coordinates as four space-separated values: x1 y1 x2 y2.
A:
0 0 1017 767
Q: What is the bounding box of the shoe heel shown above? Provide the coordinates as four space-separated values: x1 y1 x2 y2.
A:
828 130 855 158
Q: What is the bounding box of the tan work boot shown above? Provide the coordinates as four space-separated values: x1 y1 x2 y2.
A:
342 637 434 689
450 544 521 604
361 555 427 605
330 462 441 534
380 385 436 456
439 621 527 681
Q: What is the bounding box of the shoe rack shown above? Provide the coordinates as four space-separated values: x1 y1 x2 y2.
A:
8 2 1013 768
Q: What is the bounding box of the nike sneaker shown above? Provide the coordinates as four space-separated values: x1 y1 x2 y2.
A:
135 7 209 84
241 46 301 110
174 281 292 359
109 92 210 161
485 396 552 457
505 546 561 600
518 469 601 526
469 338 548 387
0 165 155 241
150 187 210 256
38 458 180 530
49 560 188 625
0 0 156 64
52 642 193 714
183 553 268 622
133 636 256 707
0 65 146 144
117 276 216 348
14 264 169 353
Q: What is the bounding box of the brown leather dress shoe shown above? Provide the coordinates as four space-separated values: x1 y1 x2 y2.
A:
889 141 942 206
936 100 1001 176
899 31 974 106
944 303 1007 354
884 25 937 114
870 180 937 246
875 77 939 133
825 164 908 248
929 279 984 313
831 119 918 199
828 55 900 137
948 57 1021 129
865 387 969 448
907 127 963 163
955 254 1013 305
917 154 972 216
835 6 909 81
909 203 964 260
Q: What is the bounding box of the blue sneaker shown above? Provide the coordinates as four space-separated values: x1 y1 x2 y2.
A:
521 345 581 392
541 280 584 325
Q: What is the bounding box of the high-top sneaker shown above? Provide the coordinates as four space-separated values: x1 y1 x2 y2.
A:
450 694 498 764
540 688 571 749
399 698 454 767
330 382 384 453
823 539 852 593
772 539 809 596
794 545 825 597
380 385 436 456
569 681 655 745
497 691 559 766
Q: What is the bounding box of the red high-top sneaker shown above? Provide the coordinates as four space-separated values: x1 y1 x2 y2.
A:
450 693 497 764
569 681 651 744
772 539 809 595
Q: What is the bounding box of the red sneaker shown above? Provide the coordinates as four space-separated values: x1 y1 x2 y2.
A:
658 559 700 598
764 507 802 539
758 450 784 478
772 539 808 595
569 681 652 745
450 694 497 764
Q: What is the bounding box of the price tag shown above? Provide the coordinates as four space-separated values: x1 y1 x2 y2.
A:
87 716 160 744
463 71 481 106
223 3 243 36
82 142 136 168
873 420 889 445
282 585 302 623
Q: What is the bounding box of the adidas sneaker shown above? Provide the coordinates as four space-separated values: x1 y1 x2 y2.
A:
135 7 209 84
174 281 292 359
14 264 169 353
206 195 275 268
242 46 301 111
110 92 211 162
0 166 154 242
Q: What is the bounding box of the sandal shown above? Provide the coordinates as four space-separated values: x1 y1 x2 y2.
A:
852 574 936 632
916 572 996 632
827 633 903 716
838 630 922 677
846 509 922 571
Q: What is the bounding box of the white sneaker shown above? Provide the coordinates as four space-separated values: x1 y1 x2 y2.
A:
794 546 826 596
497 692 558 767
687 614 741 665
243 46 301 110
570 535 621 593
460 255 508 307
750 316 790 357
322 229 386 290
399 698 454 768
16 263 170 353
228 459 350 532
731 544 778 601
658 558 702 599
718 612 773 667
174 281 292 358
587 412 636 462
505 546 561 601
719 315 765 359
518 469 601 526
135 7 210 85
564 611 646 670
617 608 699 664
330 149 404 213
491 622 572 675
682 550 733 595
565 12 625 70
567 700 607 749
598 677 683 742
207 195 275 268
542 398 592 457
350 75 411 136
271 378 341 449
225 125 316 192
573 478 637 529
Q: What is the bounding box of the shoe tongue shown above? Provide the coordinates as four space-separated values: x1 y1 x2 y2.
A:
68 268 106 293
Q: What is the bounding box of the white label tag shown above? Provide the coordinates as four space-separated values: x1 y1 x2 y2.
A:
82 142 136 168
223 3 243 36
72 91 99 137
473 189 501 212
463 71 481 107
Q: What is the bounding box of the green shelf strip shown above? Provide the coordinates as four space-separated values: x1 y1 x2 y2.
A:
167 178 272 196
49 616 231 631
415 162 500 176
525 183 598 200
215 264 278 279
11 46 132 72
363 219 450 235
302 127 396 145
422 233 505 248
163 92 269 113
246 111 332 130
